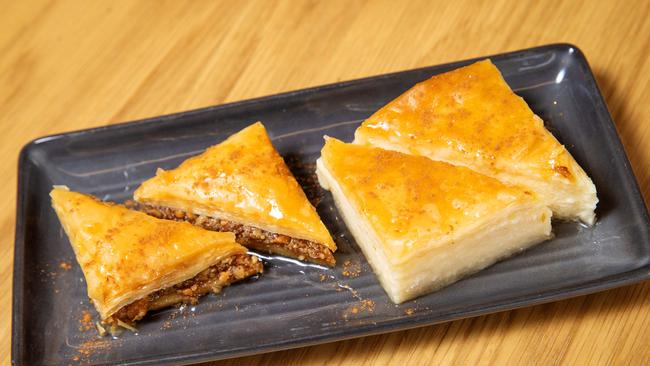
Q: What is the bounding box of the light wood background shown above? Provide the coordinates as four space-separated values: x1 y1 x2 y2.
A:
2 1 649 365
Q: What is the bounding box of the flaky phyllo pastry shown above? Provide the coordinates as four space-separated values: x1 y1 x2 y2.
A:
50 187 262 329
317 138 552 303
132 122 336 266
354 60 598 225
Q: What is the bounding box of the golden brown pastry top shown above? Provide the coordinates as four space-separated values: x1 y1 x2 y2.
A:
134 122 335 250
354 59 583 184
50 187 246 319
319 138 541 257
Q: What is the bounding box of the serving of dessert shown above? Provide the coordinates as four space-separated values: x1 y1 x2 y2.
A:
51 122 334 333
51 59 597 333
318 59 597 303
51 187 263 332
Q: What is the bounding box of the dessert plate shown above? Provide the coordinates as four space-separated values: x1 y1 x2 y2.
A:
12 44 650 365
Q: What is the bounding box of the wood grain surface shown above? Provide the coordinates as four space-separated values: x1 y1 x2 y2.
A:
2 1 649 365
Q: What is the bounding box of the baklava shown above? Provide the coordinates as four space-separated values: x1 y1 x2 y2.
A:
132 122 337 266
50 187 263 329
354 59 598 225
317 138 552 303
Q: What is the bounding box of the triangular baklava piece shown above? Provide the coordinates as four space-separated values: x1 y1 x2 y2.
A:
133 122 336 266
354 60 598 225
51 187 262 328
317 138 552 303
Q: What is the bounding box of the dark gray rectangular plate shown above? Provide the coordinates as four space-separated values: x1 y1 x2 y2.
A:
12 44 650 365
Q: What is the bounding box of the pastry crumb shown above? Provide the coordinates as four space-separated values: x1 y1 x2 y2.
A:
343 299 375 319
161 320 172 330
341 260 361 278
78 310 94 332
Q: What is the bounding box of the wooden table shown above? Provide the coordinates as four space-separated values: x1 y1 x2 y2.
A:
2 1 649 364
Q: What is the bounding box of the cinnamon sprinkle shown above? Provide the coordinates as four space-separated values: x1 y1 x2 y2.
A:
74 338 114 363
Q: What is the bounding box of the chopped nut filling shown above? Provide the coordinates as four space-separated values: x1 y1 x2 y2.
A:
106 254 262 325
126 201 335 266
